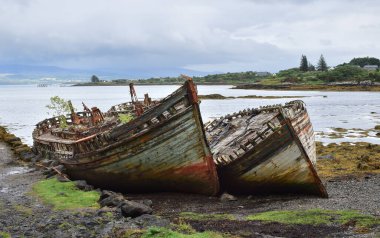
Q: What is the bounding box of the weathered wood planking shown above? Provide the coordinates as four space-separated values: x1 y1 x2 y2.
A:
33 79 219 195
64 107 219 195
208 101 327 197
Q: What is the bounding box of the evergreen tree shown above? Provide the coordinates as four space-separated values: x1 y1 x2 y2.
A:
91 75 100 83
299 55 308 72
308 63 316 71
317 54 328 71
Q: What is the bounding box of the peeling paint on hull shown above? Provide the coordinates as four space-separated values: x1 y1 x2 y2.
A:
65 108 219 195
33 79 219 195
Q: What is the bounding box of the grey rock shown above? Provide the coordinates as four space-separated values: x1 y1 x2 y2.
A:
135 199 153 207
220 192 238 202
99 194 125 207
100 190 114 200
120 200 153 218
132 214 170 228
75 180 94 191
318 154 334 160
19 151 35 161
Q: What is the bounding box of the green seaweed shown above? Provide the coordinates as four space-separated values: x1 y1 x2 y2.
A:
141 227 225 238
247 209 380 229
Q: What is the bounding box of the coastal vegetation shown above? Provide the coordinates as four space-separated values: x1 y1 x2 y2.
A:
316 142 380 178
32 178 100 210
46 96 72 128
74 56 380 90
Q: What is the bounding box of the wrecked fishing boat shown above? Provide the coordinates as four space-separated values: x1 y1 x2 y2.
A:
206 100 328 197
33 78 219 195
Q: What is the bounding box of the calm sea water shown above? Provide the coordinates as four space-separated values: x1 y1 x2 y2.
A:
1 84 379 145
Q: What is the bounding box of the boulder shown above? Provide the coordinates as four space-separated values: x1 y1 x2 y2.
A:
19 151 36 161
75 180 94 191
99 191 125 207
120 200 152 218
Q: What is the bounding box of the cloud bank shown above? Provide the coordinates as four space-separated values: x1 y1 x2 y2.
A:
0 0 379 77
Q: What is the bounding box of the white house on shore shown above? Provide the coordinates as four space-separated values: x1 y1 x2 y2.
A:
363 65 379 71
255 71 272 77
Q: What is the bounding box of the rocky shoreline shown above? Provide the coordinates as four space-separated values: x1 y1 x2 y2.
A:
232 84 380 91
0 126 379 237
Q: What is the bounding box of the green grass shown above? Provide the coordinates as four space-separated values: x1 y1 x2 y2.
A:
32 178 100 210
247 209 380 228
0 232 11 238
119 113 134 123
180 212 236 221
141 227 225 238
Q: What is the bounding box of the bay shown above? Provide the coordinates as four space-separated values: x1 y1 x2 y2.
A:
0 84 379 145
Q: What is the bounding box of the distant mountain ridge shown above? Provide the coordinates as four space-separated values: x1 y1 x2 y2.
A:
0 64 211 85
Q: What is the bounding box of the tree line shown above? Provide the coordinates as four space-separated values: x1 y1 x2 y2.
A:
299 54 328 72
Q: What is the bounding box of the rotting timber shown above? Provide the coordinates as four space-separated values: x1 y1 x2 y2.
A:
206 101 328 197
33 78 219 195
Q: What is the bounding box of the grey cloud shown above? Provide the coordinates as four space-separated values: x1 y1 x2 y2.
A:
0 0 379 76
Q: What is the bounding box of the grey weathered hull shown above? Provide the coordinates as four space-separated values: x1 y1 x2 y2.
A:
208 101 327 197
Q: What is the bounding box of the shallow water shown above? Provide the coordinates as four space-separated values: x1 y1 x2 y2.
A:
0 84 379 145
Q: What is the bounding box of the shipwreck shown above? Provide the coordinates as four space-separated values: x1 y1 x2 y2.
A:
206 101 327 197
33 76 327 197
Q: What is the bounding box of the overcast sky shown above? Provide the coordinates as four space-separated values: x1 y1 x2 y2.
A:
1 0 380 76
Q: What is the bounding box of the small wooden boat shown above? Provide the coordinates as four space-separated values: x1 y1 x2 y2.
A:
33 78 219 195
206 101 328 197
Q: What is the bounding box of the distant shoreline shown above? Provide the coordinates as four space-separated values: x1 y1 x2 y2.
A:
72 82 231 86
231 84 380 91
73 82 380 91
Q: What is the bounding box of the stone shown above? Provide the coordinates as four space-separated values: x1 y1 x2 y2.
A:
100 190 115 200
96 206 117 216
220 192 238 202
120 200 153 218
318 154 334 160
99 192 125 207
132 214 170 228
75 180 94 191
19 151 36 161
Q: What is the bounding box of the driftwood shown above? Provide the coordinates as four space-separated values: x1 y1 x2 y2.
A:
35 162 70 181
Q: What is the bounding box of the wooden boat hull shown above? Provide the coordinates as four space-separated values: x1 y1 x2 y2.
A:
210 102 327 197
64 107 219 195
218 118 326 196
34 80 219 195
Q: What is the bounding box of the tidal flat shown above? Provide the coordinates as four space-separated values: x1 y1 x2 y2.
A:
1 125 380 237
